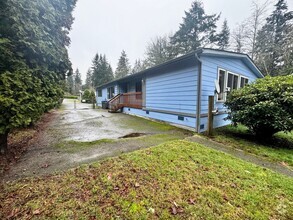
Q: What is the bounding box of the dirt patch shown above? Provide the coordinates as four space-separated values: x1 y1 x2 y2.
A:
0 111 57 178
119 133 147 138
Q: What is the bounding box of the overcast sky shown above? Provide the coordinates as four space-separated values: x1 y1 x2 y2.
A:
68 0 293 81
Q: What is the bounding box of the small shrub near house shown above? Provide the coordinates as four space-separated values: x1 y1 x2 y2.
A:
225 75 293 138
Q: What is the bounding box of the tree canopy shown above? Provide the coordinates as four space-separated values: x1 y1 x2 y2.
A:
91 53 114 87
115 50 131 79
170 1 220 55
255 0 293 76
0 0 76 153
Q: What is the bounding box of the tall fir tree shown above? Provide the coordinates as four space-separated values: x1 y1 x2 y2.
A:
115 50 131 79
170 1 220 55
91 53 114 86
217 19 230 50
66 74 74 94
74 69 82 95
84 69 93 89
255 0 293 76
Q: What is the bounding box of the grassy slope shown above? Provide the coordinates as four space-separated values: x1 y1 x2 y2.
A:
211 125 293 168
1 140 292 219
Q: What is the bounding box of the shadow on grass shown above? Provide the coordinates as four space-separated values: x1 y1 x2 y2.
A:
213 125 293 150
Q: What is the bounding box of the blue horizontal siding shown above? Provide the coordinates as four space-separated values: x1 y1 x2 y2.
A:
123 107 196 128
96 88 108 107
199 114 231 132
199 55 260 131
146 66 198 115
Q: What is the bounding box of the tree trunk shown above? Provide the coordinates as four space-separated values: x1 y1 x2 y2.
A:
0 132 9 154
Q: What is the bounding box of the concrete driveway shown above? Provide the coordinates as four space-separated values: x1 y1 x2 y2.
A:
4 99 193 181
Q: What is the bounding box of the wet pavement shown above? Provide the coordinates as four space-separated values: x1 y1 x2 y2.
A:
3 99 291 181
3 99 191 181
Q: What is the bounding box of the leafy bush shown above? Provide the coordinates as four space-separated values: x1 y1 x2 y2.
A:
225 75 293 138
82 89 96 103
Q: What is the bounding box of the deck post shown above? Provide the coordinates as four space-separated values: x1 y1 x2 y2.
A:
207 96 214 136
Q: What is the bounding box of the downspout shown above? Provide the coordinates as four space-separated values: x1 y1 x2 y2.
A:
195 52 202 133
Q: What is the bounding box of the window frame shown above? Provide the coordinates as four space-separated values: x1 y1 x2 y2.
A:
226 71 240 90
107 86 115 99
216 68 227 103
97 89 102 97
216 68 249 103
240 76 249 88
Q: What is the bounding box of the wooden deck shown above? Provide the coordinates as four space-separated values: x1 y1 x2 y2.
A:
108 92 142 112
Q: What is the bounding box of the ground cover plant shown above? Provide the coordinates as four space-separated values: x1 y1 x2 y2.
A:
1 140 292 219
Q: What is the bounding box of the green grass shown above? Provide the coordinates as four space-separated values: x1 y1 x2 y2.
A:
63 95 78 99
55 133 187 153
1 140 292 219
210 125 293 168
117 115 182 132
55 139 114 153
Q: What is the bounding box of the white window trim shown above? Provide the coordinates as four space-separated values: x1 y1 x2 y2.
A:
240 76 249 88
216 68 249 103
216 68 227 103
227 71 240 91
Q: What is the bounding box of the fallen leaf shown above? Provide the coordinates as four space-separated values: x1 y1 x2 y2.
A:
188 198 196 205
107 173 112 180
173 201 178 208
280 161 288 167
148 207 155 214
171 206 177 215
33 209 41 215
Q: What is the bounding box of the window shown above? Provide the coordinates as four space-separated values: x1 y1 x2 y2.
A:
135 81 142 92
107 87 115 99
240 77 249 88
217 69 226 101
97 89 102 97
227 72 239 96
217 68 250 102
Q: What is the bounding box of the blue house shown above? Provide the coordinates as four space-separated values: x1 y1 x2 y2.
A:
96 48 263 133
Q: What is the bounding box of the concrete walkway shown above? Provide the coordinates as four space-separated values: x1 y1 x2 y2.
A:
186 135 293 178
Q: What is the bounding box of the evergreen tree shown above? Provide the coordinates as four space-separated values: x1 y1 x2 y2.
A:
144 35 176 67
170 1 220 55
84 69 93 89
91 53 114 86
67 74 74 94
217 19 230 50
74 69 82 94
0 0 77 153
115 50 131 79
255 0 293 76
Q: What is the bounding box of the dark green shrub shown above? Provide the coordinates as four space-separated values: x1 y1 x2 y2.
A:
225 75 293 138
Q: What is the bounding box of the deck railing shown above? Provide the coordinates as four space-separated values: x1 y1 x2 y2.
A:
108 92 142 111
